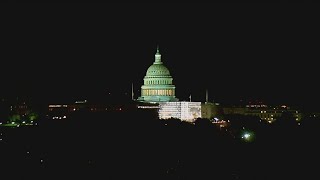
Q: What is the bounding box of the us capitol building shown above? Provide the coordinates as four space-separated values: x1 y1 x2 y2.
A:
137 46 217 122
45 46 301 123
137 46 178 102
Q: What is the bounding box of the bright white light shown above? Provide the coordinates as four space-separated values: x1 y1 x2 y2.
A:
244 133 250 139
49 105 62 107
11 122 15 124
241 131 254 142
63 116 66 118
214 117 219 121
22 121 26 124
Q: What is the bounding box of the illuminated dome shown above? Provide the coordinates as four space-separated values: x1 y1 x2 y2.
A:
146 64 171 76
138 46 178 103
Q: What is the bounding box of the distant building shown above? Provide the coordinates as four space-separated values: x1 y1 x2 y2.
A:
47 100 136 119
201 102 220 119
137 46 178 103
10 102 29 116
223 104 302 122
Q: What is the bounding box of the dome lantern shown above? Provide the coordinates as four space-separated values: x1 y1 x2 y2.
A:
154 45 162 64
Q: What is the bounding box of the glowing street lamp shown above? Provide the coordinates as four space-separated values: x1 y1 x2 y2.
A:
241 131 254 142
243 133 251 139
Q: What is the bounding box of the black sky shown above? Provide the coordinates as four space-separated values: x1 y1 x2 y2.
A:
1 3 319 107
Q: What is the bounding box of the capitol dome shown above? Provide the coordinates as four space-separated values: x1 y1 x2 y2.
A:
146 64 171 76
138 46 178 103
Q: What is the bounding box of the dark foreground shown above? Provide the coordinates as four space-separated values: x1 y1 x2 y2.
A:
1 110 319 180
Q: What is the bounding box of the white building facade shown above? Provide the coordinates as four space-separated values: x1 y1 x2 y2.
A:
158 101 202 122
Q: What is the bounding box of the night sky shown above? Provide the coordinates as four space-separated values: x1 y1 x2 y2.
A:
1 3 319 108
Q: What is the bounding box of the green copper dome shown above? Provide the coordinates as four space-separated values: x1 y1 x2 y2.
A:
146 64 171 76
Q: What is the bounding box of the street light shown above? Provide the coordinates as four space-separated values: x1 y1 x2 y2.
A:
241 131 254 142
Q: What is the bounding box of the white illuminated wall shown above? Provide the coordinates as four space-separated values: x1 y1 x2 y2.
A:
158 102 201 122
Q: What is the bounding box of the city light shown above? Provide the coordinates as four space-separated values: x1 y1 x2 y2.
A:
241 131 254 142
243 133 250 139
